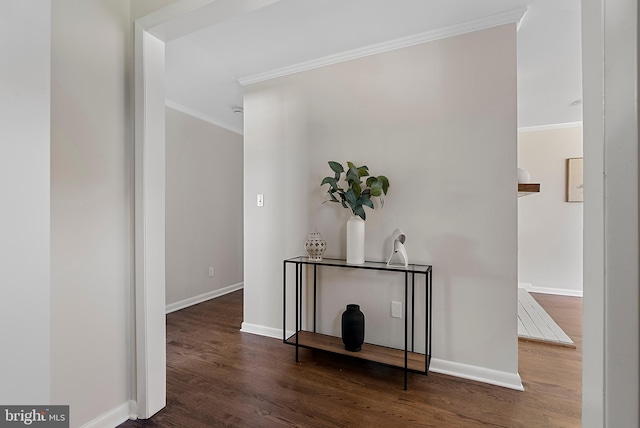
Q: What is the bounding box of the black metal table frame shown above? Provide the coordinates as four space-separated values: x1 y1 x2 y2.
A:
283 256 432 390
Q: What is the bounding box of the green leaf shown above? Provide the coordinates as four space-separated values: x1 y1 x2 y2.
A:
360 197 374 209
379 175 390 194
352 180 362 197
321 177 337 189
357 166 370 177
329 161 344 174
354 205 366 220
329 193 338 202
366 177 376 187
345 188 357 205
370 180 382 197
346 166 359 182
347 161 355 170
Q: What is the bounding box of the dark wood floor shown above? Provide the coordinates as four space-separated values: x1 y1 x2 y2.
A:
120 291 581 427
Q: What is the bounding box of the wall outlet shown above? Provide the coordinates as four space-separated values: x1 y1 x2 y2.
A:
391 301 402 318
257 194 264 207
208 267 214 277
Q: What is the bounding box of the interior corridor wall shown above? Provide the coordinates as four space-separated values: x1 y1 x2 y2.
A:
165 106 244 308
243 24 520 383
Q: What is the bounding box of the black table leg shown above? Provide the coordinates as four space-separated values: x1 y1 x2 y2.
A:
411 272 415 352
428 268 432 372
404 272 408 390
295 263 299 362
283 261 287 342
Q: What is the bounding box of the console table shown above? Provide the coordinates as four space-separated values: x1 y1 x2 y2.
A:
282 256 432 389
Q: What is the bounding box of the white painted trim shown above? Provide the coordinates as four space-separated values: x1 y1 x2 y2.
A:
240 327 523 390
581 1 606 425
166 282 244 314
519 284 583 298
165 100 243 135
238 7 528 86
80 400 137 428
429 359 524 391
516 7 528 32
518 121 583 133
134 23 167 420
240 322 292 340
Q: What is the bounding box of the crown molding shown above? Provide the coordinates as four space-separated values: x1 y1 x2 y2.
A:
518 121 583 133
165 100 243 135
238 7 528 86
516 7 528 32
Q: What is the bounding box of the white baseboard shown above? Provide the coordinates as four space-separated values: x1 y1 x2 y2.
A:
518 283 583 297
240 325 524 391
240 322 293 340
429 359 524 391
80 400 136 428
166 282 244 314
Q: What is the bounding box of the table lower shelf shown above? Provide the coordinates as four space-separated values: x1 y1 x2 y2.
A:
285 331 429 374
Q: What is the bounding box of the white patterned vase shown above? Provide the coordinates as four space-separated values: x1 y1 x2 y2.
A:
305 231 327 261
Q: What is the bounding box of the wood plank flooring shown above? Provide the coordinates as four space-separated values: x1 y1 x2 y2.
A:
119 291 582 428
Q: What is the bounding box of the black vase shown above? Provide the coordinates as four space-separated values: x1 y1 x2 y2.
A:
341 304 365 352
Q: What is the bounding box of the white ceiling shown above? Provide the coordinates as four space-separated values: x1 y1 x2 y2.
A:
165 0 582 134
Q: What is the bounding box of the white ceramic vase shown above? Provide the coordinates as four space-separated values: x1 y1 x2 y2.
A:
517 168 531 183
346 215 365 264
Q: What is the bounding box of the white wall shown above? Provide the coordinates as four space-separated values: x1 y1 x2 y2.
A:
0 0 51 404
165 107 244 308
518 126 583 295
51 0 133 426
243 25 520 386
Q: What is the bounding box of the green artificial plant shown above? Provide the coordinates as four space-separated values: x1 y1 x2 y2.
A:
321 161 390 220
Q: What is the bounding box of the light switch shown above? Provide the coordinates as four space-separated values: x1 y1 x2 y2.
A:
257 194 264 207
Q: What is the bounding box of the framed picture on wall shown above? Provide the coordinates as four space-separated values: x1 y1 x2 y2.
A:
566 157 584 202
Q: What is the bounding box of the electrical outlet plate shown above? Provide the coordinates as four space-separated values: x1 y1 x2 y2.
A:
257 194 264 207
208 267 214 277
391 301 402 318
